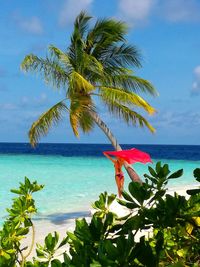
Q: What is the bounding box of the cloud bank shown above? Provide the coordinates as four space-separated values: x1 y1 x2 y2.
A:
117 0 200 25
59 0 93 26
118 0 155 25
162 0 200 22
13 14 43 35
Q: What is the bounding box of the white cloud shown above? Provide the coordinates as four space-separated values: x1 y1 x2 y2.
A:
194 65 200 76
117 0 200 26
117 0 155 25
150 110 200 129
191 65 200 96
59 0 93 26
161 0 200 22
13 14 43 35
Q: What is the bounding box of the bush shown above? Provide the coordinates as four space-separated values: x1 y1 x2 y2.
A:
0 163 200 266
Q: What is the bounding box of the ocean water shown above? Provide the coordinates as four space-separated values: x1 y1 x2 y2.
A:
0 143 200 224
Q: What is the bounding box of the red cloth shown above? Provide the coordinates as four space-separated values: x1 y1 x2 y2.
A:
103 148 152 164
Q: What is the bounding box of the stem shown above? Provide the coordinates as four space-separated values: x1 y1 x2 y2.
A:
17 246 25 267
90 111 121 150
23 221 35 261
165 249 174 263
19 251 25 267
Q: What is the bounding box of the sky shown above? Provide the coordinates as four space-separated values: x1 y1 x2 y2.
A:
0 0 200 145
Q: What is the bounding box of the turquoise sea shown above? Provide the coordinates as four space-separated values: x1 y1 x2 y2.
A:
0 143 200 224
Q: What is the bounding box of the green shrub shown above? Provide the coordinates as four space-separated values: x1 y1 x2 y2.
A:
0 163 199 266
0 177 44 267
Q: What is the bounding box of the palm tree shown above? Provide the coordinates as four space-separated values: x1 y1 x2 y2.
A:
21 12 157 183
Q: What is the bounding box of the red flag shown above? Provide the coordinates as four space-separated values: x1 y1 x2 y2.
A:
103 148 152 164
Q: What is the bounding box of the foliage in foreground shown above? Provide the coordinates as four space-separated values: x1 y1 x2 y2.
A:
0 163 200 266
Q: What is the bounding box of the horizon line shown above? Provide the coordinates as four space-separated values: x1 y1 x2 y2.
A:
0 142 200 146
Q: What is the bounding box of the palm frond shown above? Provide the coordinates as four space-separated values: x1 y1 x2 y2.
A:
21 54 68 89
74 11 92 39
100 72 157 96
48 45 72 71
87 18 127 44
69 110 79 137
82 53 104 77
69 71 95 96
69 12 92 71
86 19 128 56
29 101 69 147
100 44 141 68
106 101 155 133
78 109 95 133
99 87 156 115
69 95 96 136
128 75 158 96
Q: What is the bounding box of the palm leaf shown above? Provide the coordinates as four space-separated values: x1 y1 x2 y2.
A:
86 19 128 55
100 43 141 68
104 100 155 133
21 54 68 89
29 101 69 147
78 109 95 133
100 70 157 96
69 95 96 136
69 71 95 96
48 45 72 71
69 110 79 137
82 52 104 77
73 11 92 39
69 12 92 71
99 86 156 115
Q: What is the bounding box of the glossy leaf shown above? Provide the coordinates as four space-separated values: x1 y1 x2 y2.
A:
194 168 200 182
168 169 183 179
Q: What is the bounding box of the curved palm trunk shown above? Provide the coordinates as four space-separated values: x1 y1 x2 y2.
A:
90 112 142 184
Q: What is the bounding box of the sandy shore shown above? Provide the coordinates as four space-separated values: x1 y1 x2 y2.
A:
21 183 198 261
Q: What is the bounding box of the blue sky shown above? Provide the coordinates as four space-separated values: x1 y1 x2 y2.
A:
0 0 200 145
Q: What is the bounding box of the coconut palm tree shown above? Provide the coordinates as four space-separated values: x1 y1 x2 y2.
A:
21 12 157 183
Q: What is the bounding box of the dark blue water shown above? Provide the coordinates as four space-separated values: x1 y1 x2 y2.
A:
0 143 200 160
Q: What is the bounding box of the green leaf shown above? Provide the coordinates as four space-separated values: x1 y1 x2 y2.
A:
90 261 102 267
128 182 151 205
104 240 118 259
121 190 134 202
144 174 158 184
45 232 59 252
194 168 200 182
107 194 116 206
186 188 200 195
51 259 62 267
58 236 69 248
168 169 183 179
133 236 157 267
36 248 46 258
10 189 21 194
148 166 157 178
117 199 139 209
16 227 29 236
156 161 161 173
163 164 170 176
